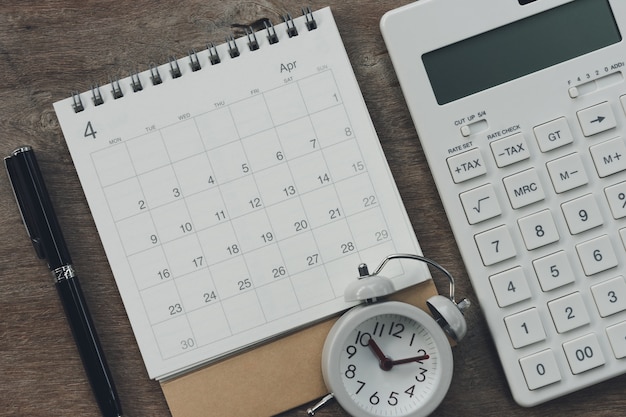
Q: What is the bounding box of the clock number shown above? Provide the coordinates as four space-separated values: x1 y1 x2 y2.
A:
369 392 380 405
387 391 399 406
354 330 372 347
415 367 428 382
390 322 404 338
345 364 356 379
415 349 427 364
346 345 357 359
373 321 404 338
373 321 385 337
405 385 416 398
355 380 366 395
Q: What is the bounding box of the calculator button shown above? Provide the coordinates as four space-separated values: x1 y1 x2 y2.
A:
606 321 626 358
503 168 546 209
490 133 530 167
519 349 562 390
590 137 626 178
577 102 617 137
534 117 574 152
546 153 588 193
563 333 605 374
518 209 559 251
533 251 575 292
591 276 626 317
605 181 626 219
548 292 590 333
561 194 603 235
576 235 618 276
490 266 531 307
459 183 501 224
505 308 547 349
474 225 517 266
447 148 486 183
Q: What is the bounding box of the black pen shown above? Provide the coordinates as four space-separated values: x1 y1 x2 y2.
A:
5 146 123 417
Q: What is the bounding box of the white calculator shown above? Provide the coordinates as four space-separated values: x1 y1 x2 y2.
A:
381 0 626 407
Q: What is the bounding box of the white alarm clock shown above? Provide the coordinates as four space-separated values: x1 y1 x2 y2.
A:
309 254 470 417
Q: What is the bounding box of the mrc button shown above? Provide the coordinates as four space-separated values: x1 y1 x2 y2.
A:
503 168 545 209
447 148 486 183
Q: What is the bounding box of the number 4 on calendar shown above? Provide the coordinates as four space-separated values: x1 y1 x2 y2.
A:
84 121 97 139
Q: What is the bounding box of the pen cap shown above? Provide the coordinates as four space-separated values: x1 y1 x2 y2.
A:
5 147 72 269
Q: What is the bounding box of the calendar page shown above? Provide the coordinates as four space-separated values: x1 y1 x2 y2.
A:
53 7 428 380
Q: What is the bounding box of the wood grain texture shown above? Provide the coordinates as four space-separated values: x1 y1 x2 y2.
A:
0 1 624 416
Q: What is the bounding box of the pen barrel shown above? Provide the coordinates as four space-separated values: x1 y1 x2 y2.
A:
56 274 123 417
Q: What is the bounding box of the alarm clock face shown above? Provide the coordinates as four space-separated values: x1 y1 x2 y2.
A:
322 302 453 417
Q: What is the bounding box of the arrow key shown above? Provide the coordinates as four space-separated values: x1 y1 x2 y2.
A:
577 101 617 137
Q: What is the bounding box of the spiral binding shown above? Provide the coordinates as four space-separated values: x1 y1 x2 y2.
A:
70 6 318 113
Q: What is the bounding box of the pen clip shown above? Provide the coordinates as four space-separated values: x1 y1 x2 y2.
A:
5 147 49 260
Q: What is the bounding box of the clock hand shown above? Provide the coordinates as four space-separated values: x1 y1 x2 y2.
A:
389 354 430 366
367 337 394 371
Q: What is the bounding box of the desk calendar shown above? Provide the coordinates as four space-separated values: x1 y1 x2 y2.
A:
53 7 427 380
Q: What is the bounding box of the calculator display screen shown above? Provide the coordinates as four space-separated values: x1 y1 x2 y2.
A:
422 0 622 105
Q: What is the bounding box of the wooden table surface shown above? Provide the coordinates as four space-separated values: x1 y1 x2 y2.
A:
1 1 625 416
